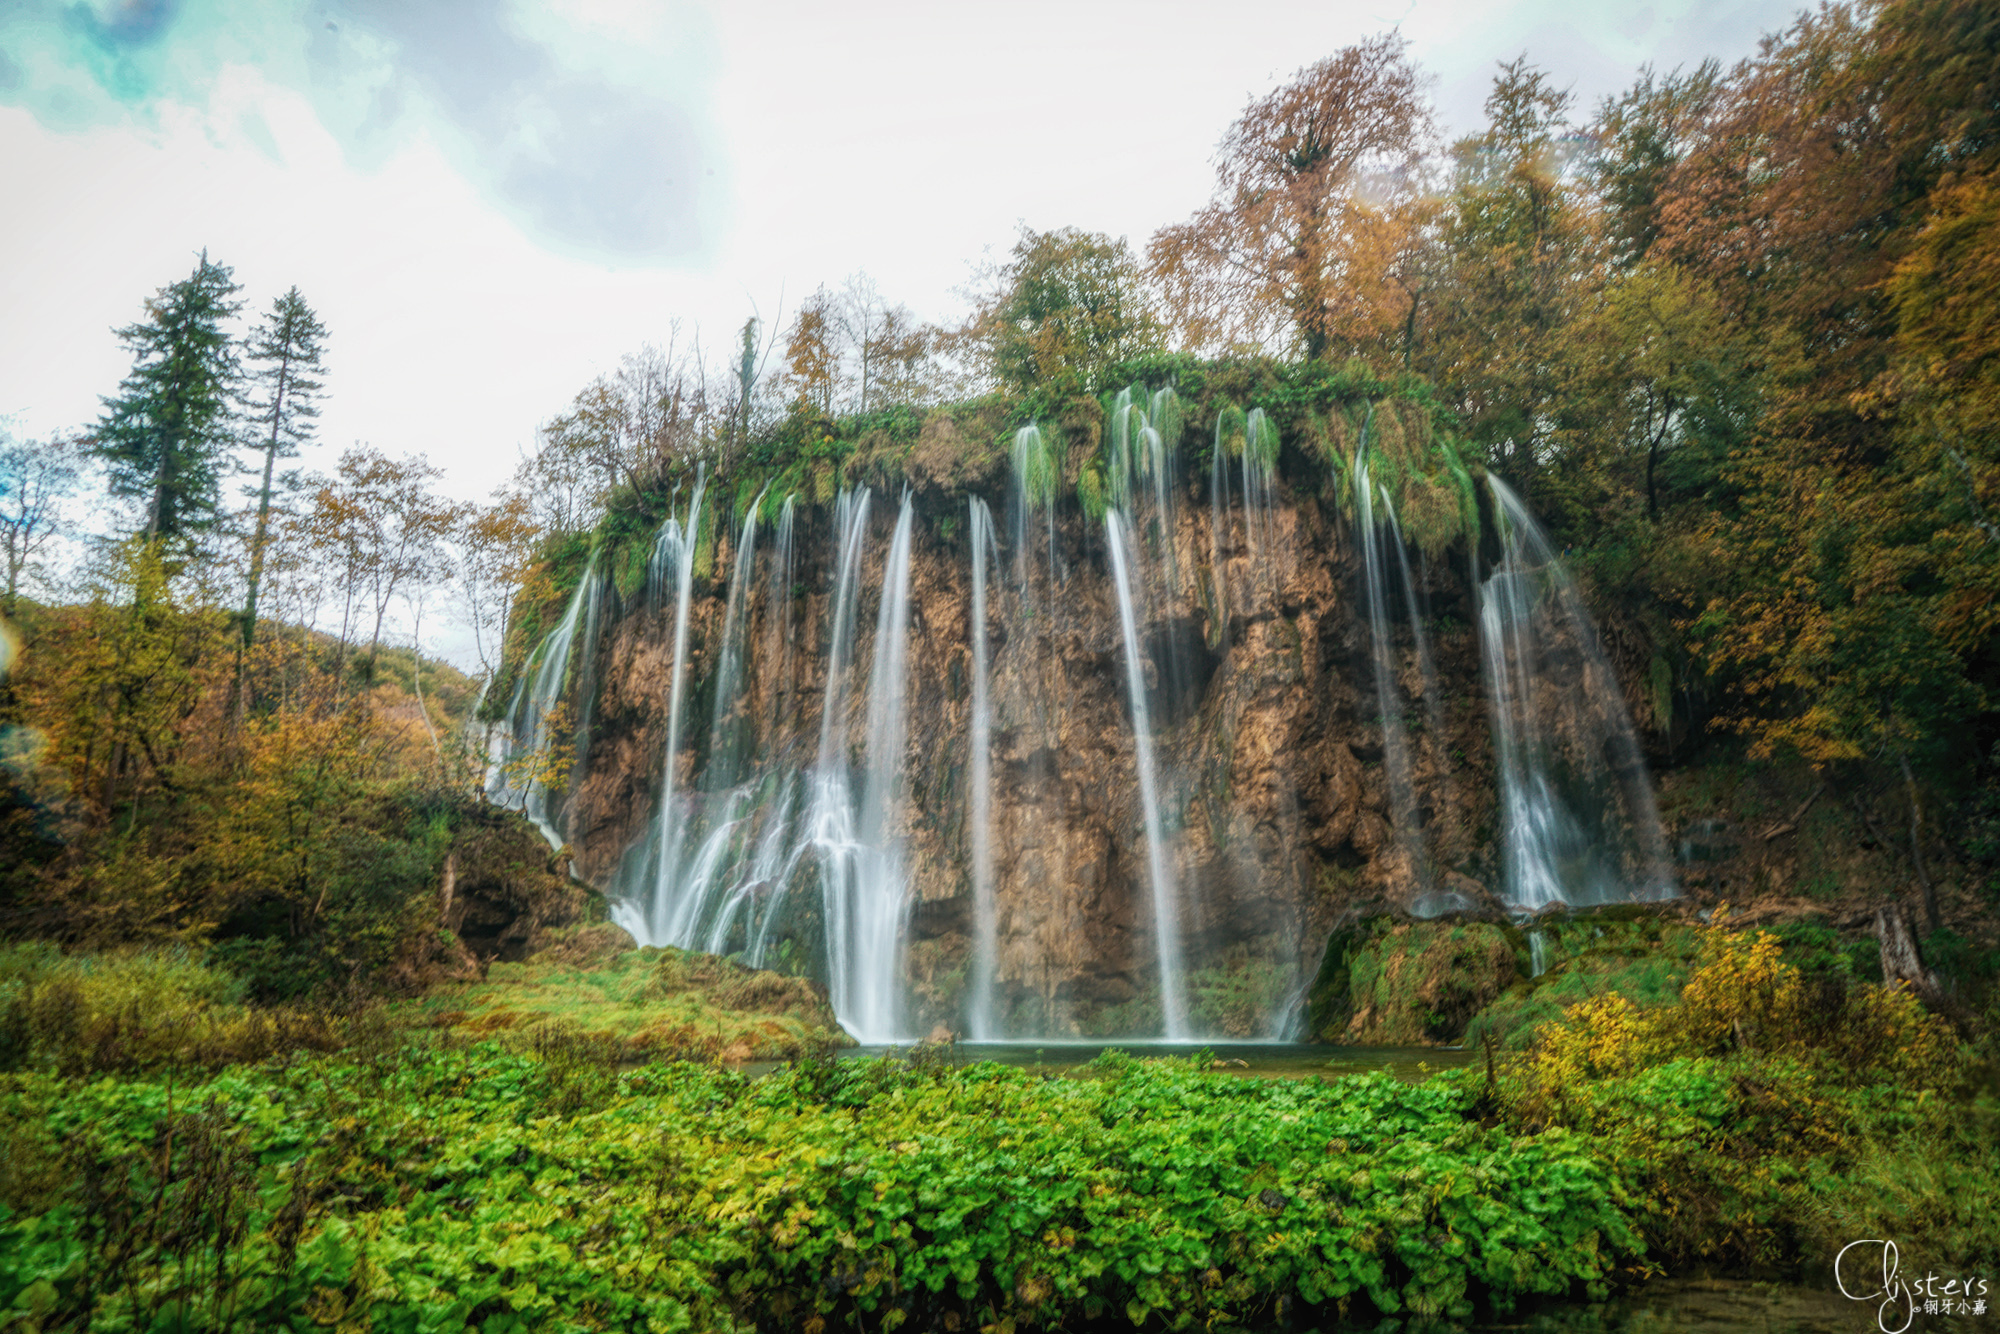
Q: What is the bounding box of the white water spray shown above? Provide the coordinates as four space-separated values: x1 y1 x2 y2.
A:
1106 508 1191 1041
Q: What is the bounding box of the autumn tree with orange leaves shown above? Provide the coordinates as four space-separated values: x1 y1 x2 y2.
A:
1148 33 1435 360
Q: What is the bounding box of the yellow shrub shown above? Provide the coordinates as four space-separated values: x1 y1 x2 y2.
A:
1669 922 1799 1055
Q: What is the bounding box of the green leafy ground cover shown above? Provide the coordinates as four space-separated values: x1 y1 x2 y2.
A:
0 925 1991 1333
0 1045 1642 1332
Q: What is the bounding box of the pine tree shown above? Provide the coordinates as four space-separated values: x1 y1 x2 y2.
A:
94 252 244 541
240 287 327 655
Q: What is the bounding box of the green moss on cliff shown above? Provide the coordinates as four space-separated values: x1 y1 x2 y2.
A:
1309 919 1522 1044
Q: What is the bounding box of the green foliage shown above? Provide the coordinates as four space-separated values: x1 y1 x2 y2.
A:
971 226 1166 406
0 919 1986 1330
0 1039 1644 1331
1075 463 1108 524
1464 918 1701 1052
1491 919 1988 1272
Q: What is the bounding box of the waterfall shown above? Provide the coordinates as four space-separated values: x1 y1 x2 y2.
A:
1383 499 1446 753
765 495 796 739
811 492 916 1042
489 403 1683 1046
488 552 600 850
671 497 773 950
1208 417 1234 641
1242 407 1278 583
613 487 819 961
1106 508 1191 1041
614 475 709 945
1529 930 1549 978
967 497 999 1040
1377 489 1473 916
1102 384 1194 1039
1356 459 1426 892
704 493 763 781
1480 477 1673 910
1012 424 1060 594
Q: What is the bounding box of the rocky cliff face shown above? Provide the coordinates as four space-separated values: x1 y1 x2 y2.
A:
543 468 1530 1041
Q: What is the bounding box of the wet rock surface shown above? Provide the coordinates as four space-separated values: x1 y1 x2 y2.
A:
556 482 1516 1037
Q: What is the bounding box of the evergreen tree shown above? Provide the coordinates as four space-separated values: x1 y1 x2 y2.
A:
240 287 327 655
94 252 243 541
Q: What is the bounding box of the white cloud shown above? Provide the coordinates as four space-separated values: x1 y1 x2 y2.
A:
2 0 1806 667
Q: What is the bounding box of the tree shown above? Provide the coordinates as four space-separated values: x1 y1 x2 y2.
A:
779 288 840 416
616 333 715 482
456 492 541 684
0 431 82 612
541 376 631 502
94 252 243 541
1589 62 1723 267
862 305 937 407
961 226 1163 397
239 288 327 660
303 449 461 683
1560 261 1757 520
1148 34 1435 357
836 274 894 414
512 426 597 538
1420 58 1607 487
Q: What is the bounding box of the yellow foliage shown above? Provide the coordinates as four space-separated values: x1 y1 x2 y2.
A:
1672 920 1799 1054
1522 910 1958 1095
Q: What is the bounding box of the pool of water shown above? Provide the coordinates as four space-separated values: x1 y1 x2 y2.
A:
831 1040 1479 1081
1472 1274 1975 1331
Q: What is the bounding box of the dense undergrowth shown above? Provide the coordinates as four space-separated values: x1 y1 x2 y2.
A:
0 921 1990 1333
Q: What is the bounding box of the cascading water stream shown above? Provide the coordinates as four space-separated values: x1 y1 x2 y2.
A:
1480 476 1673 909
614 488 818 962
674 496 777 952
764 496 797 739
1383 499 1446 753
1242 407 1278 597
966 497 1000 1040
614 474 709 945
1356 459 1426 890
1106 508 1192 1041
488 551 601 849
812 492 917 1042
1012 424 1060 595
1208 419 1234 640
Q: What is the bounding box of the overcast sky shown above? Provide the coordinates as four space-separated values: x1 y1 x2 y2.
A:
1 0 1811 513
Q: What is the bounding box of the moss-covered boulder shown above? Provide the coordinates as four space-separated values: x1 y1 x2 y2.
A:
1307 918 1524 1044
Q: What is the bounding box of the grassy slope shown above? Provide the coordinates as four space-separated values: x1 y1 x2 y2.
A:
394 929 849 1060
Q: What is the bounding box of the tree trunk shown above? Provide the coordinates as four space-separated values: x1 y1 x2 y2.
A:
440 850 458 927
1874 903 1940 1005
1895 749 1939 934
146 443 171 541
240 361 289 656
